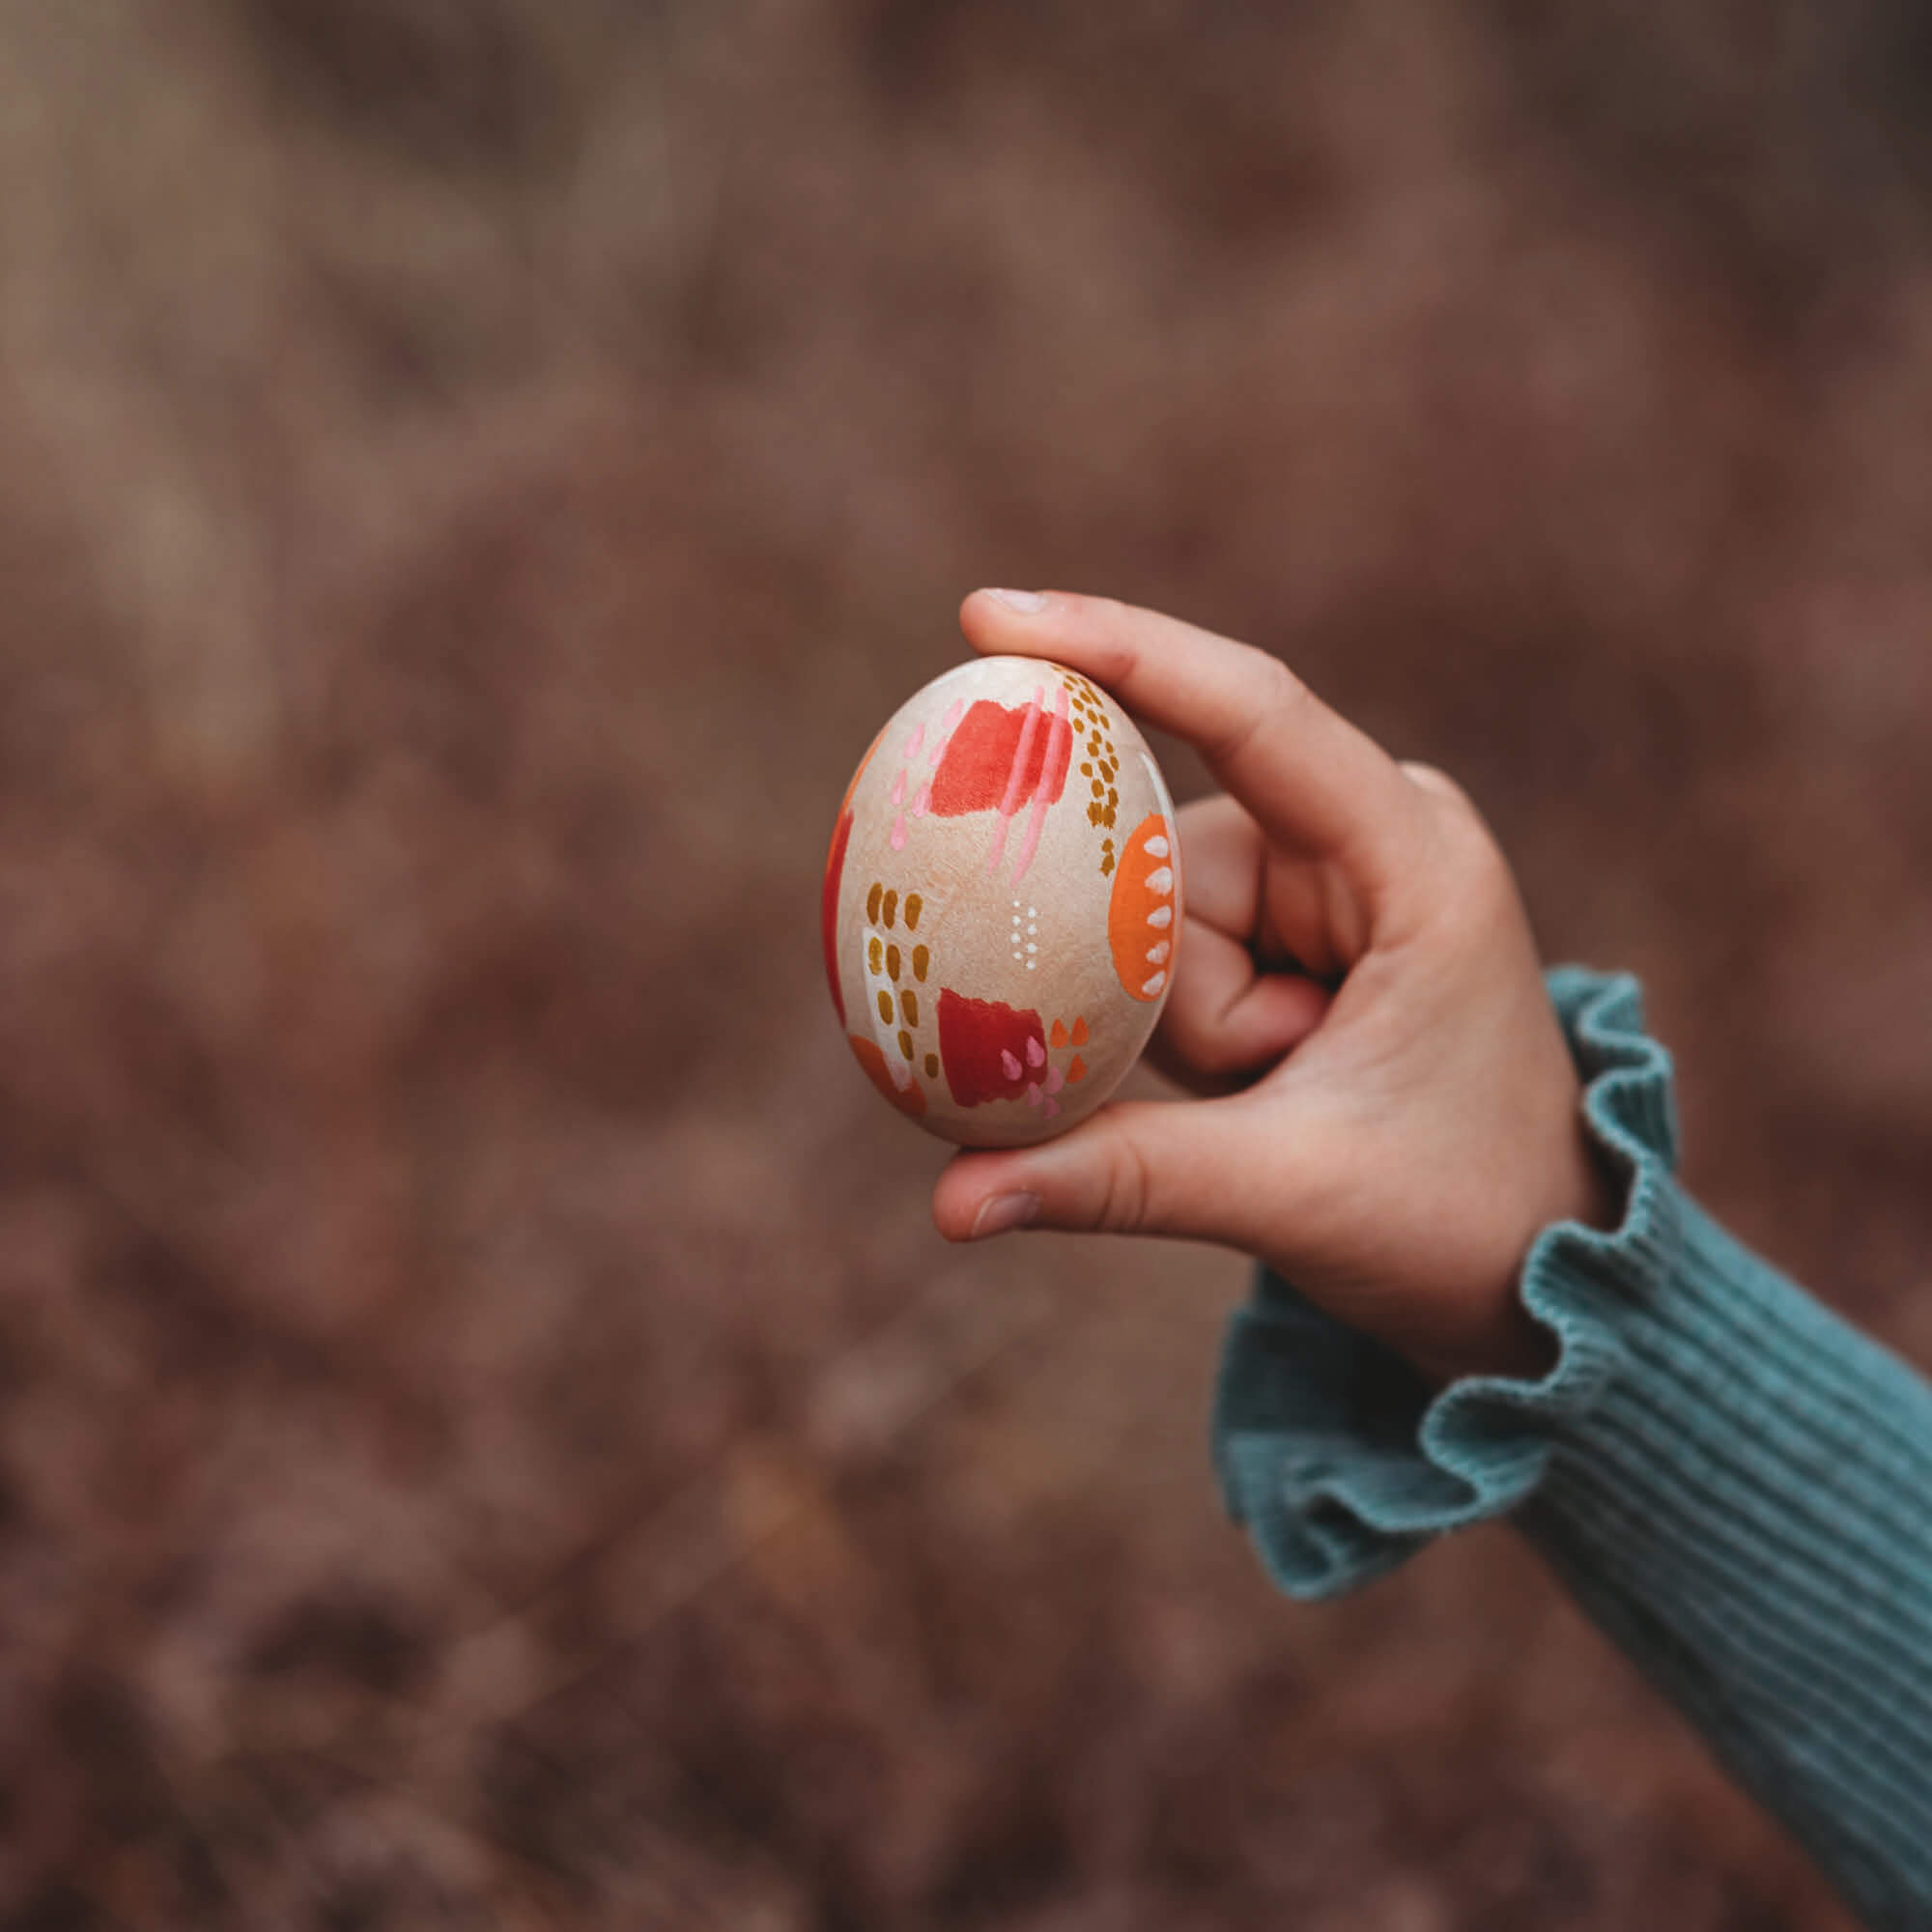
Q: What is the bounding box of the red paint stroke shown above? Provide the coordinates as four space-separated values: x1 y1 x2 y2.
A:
938 989 1046 1108
928 699 1071 818
821 807 853 1025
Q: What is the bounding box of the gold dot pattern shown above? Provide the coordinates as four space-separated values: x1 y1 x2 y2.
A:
865 875 938 1105
1065 672 1120 861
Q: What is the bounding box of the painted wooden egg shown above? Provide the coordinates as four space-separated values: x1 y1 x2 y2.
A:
822 656 1181 1147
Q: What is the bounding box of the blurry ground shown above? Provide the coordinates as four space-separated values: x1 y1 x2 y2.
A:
3 0 1930 1924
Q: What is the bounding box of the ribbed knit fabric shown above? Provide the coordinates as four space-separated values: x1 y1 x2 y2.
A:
1211 968 1932 1929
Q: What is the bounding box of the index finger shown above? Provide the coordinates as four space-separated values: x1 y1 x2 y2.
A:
959 589 1417 867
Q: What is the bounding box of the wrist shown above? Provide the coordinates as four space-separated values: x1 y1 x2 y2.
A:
1412 1079 1622 1387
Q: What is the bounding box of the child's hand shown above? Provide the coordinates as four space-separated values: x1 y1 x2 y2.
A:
932 591 1616 1383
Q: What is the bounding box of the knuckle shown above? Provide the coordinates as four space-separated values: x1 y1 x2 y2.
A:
1217 652 1306 764
1398 764 1502 892
1068 592 1126 645
1431 814 1518 932
1266 648 1309 699
1093 1129 1153 1234
1069 597 1137 684
1261 652 1310 719
1401 760 1474 812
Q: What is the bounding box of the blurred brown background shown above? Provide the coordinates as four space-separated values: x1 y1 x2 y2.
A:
3 1 1930 1924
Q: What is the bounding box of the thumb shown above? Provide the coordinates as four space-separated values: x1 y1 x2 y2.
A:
931 1096 1275 1246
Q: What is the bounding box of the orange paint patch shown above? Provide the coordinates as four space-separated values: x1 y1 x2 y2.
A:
1107 814 1178 1003
1065 1055 1087 1083
1070 1016 1089 1046
1050 1019 1067 1048
848 1034 926 1116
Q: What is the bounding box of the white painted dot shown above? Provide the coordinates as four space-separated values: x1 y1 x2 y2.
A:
1026 943 1037 953
1144 836 1169 860
1026 960 1037 971
1027 923 1037 935
1141 971 1167 996
1028 906 1036 916
1146 867 1173 895
1148 906 1173 928
1147 941 1170 965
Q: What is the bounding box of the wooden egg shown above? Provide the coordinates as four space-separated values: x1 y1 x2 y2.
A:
822 656 1182 1147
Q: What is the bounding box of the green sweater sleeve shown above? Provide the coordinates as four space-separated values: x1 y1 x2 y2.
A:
1211 968 1932 1930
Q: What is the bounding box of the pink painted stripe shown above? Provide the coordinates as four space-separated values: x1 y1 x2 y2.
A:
1008 687 1069 886
985 687 1042 874
931 699 962 764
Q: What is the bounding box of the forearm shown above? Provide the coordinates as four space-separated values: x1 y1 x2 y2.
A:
1214 971 1932 1927
1520 1193 1932 1925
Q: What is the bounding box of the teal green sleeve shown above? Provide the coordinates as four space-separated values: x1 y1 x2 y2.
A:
1212 969 1932 1929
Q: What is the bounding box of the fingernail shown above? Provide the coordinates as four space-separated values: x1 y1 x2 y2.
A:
985 588 1047 613
969 1191 1040 1238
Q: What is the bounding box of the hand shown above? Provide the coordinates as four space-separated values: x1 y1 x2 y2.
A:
931 590 1616 1383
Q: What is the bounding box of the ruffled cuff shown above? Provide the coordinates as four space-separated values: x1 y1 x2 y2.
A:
1210 966 1682 1600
